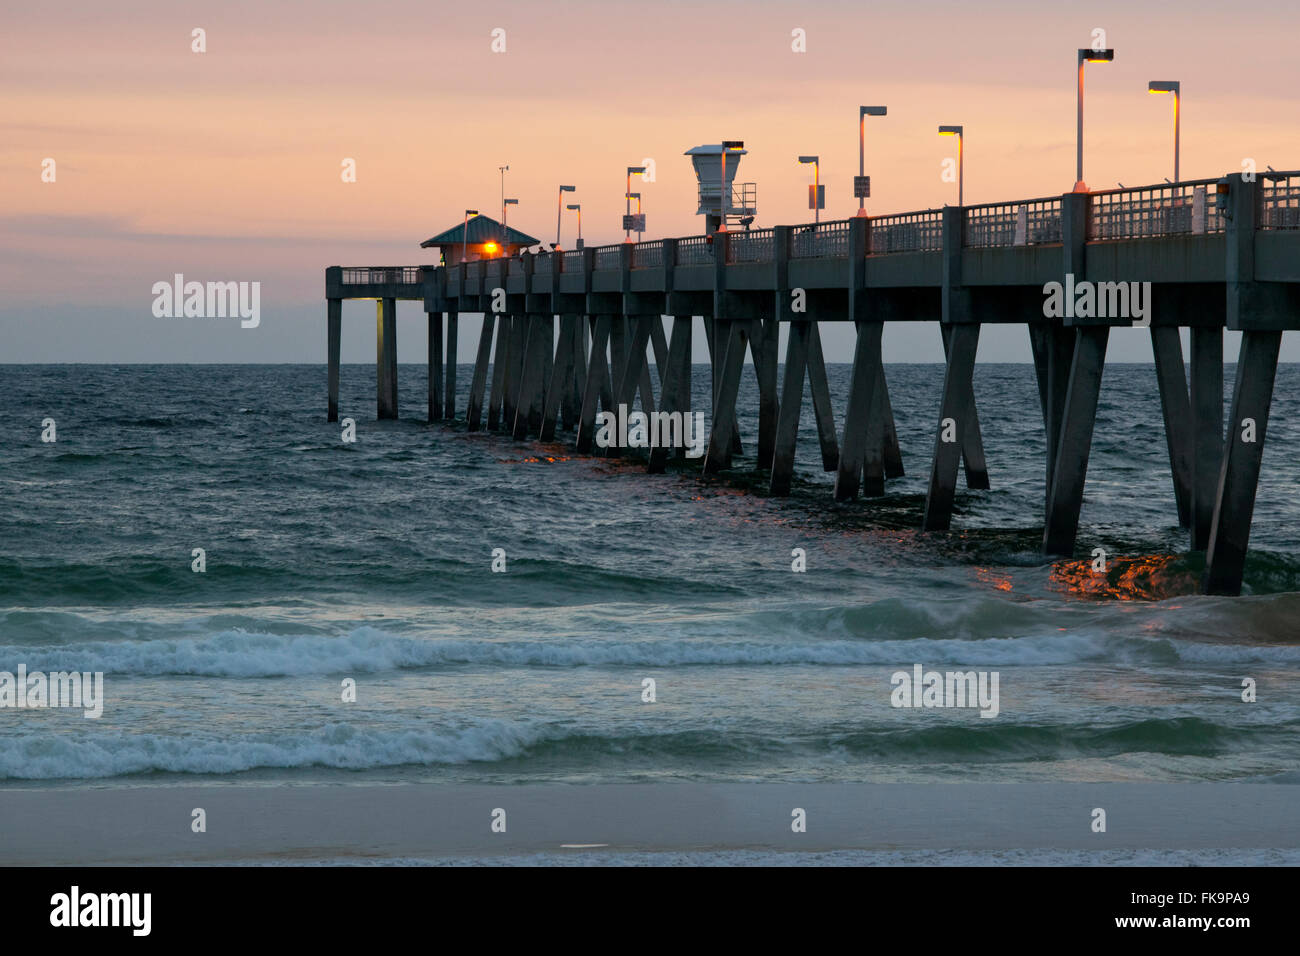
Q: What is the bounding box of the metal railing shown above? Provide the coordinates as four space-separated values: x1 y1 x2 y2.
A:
676 236 713 266
790 219 850 259
1088 180 1223 239
869 210 944 254
507 257 523 276
593 245 623 271
562 249 585 271
633 241 664 269
1261 172 1300 230
341 266 421 285
729 229 775 263
964 197 1062 248
534 253 553 275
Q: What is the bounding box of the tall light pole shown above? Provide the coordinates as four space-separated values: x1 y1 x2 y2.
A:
461 209 478 263
938 126 963 207
503 198 518 250
857 106 887 216
572 204 587 248
718 141 744 233
1148 80 1181 183
798 155 821 224
624 166 646 242
555 185 575 250
1075 47 1115 193
498 164 509 239
627 192 643 241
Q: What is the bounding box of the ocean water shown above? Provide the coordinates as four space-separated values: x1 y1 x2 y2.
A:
1 360 1298 789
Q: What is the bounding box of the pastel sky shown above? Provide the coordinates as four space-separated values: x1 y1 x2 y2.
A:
3 0 1299 363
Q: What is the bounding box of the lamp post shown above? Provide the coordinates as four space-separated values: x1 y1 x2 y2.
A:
857 106 887 216
937 126 963 207
1075 47 1115 193
572 204 587 248
555 185 575 249
498 164 509 240
625 166 646 242
461 209 478 263
797 155 821 224
1148 80 1181 183
502 198 518 252
627 192 643 241
718 141 744 233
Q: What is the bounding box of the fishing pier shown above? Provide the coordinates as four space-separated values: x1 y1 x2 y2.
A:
325 171 1300 596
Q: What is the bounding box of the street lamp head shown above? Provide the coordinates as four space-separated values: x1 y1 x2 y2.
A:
566 203 580 210
1148 80 1180 95
721 140 744 150
626 192 640 200
860 106 887 117
797 155 819 164
1079 48 1114 63
938 125 963 137
559 185 575 192
627 166 647 175
465 209 479 216
504 198 519 205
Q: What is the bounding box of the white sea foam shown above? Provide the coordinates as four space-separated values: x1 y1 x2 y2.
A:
0 719 548 779
1 626 1296 678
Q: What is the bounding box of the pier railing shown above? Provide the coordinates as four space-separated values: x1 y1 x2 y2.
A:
729 228 776 263
632 240 664 269
1088 179 1223 240
791 220 851 259
869 209 944 254
964 197 1063 247
341 172 1300 293
594 245 623 271
341 267 421 285
1262 172 1300 229
676 236 713 266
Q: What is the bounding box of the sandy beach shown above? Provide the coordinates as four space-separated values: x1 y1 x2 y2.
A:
2 782 1296 865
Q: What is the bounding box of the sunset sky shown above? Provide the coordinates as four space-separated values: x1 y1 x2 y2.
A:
4 0 1299 363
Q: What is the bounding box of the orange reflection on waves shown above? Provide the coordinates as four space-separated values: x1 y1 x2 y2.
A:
974 567 1014 592
1049 553 1198 601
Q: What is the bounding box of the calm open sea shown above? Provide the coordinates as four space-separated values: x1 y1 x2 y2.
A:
1 361 1297 788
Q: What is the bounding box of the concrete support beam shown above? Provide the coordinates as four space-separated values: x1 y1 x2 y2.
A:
922 322 979 529
648 317 692 474
1189 327 1223 550
770 319 811 495
704 317 743 456
833 321 884 502
1150 326 1194 526
1042 327 1110 555
1204 330 1283 595
541 314 578 441
940 323 990 490
703 320 749 474
502 315 523 430
754 317 780 469
877 368 904 480
376 297 398 420
443 310 458 421
805 322 840 472
466 313 495 431
575 316 612 454
327 298 341 422
428 311 444 423
512 315 548 439
487 314 510 431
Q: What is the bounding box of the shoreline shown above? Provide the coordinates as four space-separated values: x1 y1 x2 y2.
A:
3 782 1296 865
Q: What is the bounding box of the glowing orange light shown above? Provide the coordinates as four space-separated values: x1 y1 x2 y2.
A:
483 241 499 255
